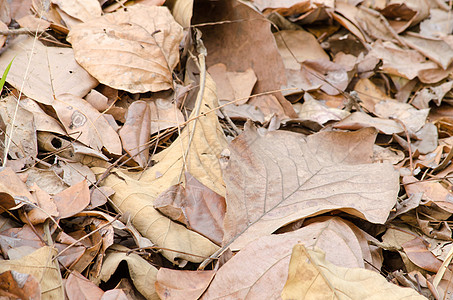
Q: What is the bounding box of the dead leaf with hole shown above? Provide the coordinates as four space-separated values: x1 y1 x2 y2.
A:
203 216 381 299
0 246 64 299
281 244 426 300
222 124 399 249
155 269 215 300
99 74 227 263
67 5 183 93
0 36 98 105
154 172 226 245
52 93 122 155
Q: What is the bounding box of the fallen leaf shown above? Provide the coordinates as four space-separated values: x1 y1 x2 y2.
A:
51 0 102 23
0 246 64 299
97 244 159 300
119 101 151 167
0 270 40 299
67 5 183 93
293 92 349 124
334 111 404 135
223 124 399 249
155 269 215 300
374 100 429 134
52 93 122 155
99 74 226 263
402 33 453 69
193 0 296 118
66 271 104 300
281 244 426 299
0 36 98 105
53 180 90 219
203 217 382 299
154 172 226 245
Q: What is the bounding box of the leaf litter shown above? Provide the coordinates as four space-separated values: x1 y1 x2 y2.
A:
1 0 453 299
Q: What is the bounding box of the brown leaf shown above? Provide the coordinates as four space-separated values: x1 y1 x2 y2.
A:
403 176 453 213
0 167 36 213
66 271 104 300
154 172 226 245
119 101 151 167
51 0 102 23
334 111 404 135
155 269 215 300
101 289 129 300
53 94 122 155
53 180 90 219
193 0 296 118
402 238 443 273
203 217 382 299
402 33 453 70
0 36 98 105
223 124 399 249
67 5 183 93
281 244 426 299
100 74 226 263
0 270 41 299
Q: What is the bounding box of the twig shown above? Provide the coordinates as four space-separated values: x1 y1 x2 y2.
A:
0 28 47 36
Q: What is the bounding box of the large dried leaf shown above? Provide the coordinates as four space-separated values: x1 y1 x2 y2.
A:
0 246 64 299
281 244 426 299
0 36 98 105
155 269 215 300
202 217 380 299
52 94 122 155
100 74 227 263
67 5 183 93
66 271 104 300
223 125 399 249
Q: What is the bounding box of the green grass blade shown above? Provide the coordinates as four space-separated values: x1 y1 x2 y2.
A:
0 57 15 94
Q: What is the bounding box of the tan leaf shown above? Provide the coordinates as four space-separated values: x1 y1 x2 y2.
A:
274 29 329 70
51 0 102 22
374 100 429 134
293 93 349 124
354 78 393 113
99 74 227 263
155 269 215 300
203 217 380 299
20 98 66 135
281 244 426 300
403 176 453 213
334 111 404 135
53 94 122 155
301 59 349 95
66 271 104 300
171 0 193 27
223 124 399 249
0 36 98 105
67 5 183 93
149 98 184 135
119 101 151 167
97 245 159 300
53 180 90 219
154 172 226 245
0 167 36 213
402 33 453 70
101 289 129 300
0 246 64 299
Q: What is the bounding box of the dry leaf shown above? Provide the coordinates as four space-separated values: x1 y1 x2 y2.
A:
0 270 41 299
223 124 399 249
119 101 151 167
0 246 64 299
402 33 453 70
67 5 183 93
52 94 122 155
203 217 381 299
66 271 104 300
154 172 226 245
99 74 226 263
0 36 98 105
97 245 159 300
155 269 215 300
334 111 404 135
281 244 426 299
51 0 102 22
293 93 349 124
53 180 90 219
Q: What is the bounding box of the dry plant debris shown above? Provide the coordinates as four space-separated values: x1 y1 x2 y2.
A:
2 0 453 299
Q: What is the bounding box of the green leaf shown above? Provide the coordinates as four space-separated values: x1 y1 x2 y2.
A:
0 57 14 94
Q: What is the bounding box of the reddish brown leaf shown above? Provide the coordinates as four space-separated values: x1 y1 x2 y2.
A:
0 270 41 299
66 271 104 300
53 180 90 219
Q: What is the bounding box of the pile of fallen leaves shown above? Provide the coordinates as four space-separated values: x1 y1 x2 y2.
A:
1 0 453 299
